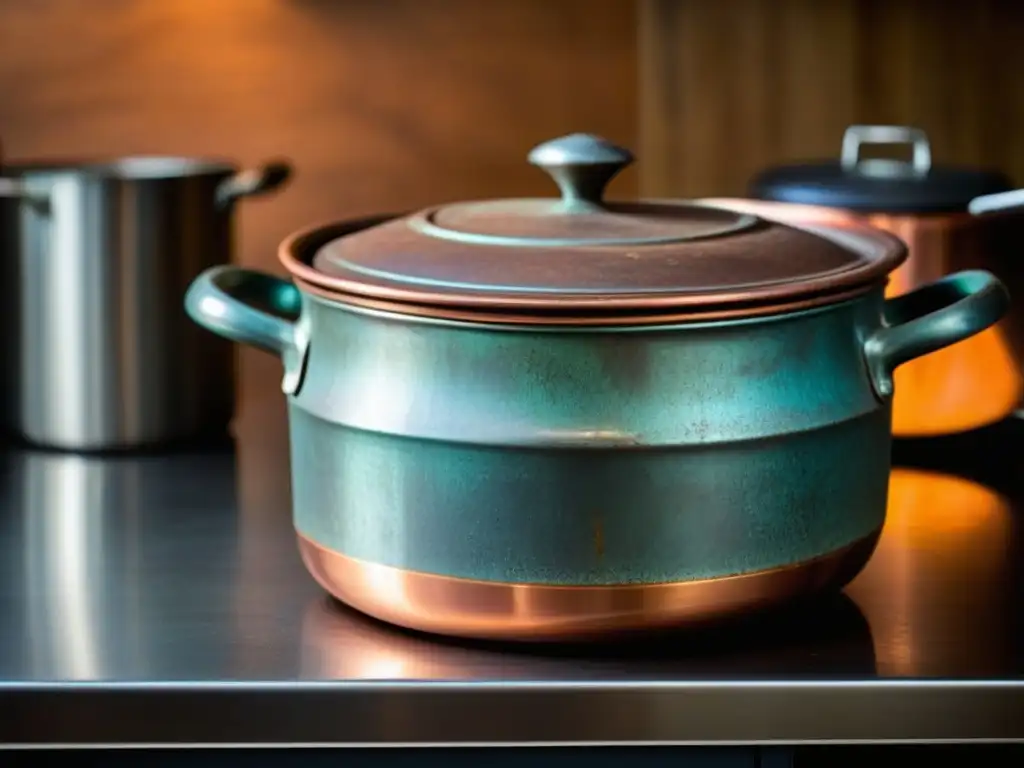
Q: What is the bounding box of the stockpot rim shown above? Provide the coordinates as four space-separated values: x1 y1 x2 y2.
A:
0 155 240 180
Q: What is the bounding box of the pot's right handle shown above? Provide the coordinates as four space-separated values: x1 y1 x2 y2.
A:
863 270 1009 398
185 265 310 395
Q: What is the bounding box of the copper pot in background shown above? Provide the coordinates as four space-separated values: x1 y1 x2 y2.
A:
741 125 1023 437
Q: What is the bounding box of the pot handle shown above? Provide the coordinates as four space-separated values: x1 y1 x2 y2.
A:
863 270 1009 398
215 160 292 208
0 178 25 196
0 178 49 208
184 265 310 395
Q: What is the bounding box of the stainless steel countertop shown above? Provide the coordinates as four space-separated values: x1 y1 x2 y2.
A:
0 365 1022 746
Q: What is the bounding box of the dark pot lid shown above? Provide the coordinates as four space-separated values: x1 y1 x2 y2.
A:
750 125 1014 214
299 133 905 316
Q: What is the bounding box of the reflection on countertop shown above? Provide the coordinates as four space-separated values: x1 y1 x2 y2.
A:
847 468 1016 677
0 387 1020 684
299 592 876 681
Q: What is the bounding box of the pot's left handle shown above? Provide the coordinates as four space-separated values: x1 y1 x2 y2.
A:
863 270 1009 398
185 265 310 395
215 160 293 208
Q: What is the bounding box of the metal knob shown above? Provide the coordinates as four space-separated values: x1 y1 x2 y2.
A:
528 133 634 212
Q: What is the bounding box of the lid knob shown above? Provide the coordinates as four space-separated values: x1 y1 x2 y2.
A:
528 133 634 212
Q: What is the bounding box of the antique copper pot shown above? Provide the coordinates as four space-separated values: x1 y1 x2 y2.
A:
183 133 1007 641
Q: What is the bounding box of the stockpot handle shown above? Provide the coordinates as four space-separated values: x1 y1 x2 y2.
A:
0 177 48 207
184 265 310 395
863 270 1009 398
215 160 293 208
0 178 24 196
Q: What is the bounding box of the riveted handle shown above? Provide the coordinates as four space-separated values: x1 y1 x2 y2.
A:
185 266 310 396
528 133 633 212
863 270 1009 399
840 125 932 177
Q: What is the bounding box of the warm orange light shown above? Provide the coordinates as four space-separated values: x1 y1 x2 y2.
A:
881 216 1023 437
847 469 1014 676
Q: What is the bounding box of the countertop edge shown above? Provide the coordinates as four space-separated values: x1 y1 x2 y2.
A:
2 680 1023 745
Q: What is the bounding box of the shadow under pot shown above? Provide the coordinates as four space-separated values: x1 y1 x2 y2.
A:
0 155 291 451
184 133 1008 642
744 124 1023 437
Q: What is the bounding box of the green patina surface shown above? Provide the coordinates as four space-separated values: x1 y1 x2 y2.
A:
291 291 886 448
184 254 1007 588
286 291 891 584
290 406 889 584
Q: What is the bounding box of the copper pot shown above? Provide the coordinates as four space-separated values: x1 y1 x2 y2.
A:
745 125 1023 437
186 132 1007 641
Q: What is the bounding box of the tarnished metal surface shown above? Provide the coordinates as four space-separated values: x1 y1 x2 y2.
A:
0 381 1022 745
185 235 1007 637
289 405 890 584
291 292 887 446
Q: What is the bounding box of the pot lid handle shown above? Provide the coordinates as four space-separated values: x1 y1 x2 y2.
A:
840 125 932 177
528 133 634 212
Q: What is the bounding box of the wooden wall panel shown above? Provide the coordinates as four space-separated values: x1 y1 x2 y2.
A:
0 0 636 392
640 0 1024 197
0 0 637 266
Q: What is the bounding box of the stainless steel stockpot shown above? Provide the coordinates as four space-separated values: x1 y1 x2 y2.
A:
185 134 1007 641
0 156 291 450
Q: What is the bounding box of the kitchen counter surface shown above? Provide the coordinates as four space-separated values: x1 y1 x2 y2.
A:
0 370 1022 747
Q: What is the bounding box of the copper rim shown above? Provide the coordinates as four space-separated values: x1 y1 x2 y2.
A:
278 217 903 323
297 531 881 641
293 276 877 327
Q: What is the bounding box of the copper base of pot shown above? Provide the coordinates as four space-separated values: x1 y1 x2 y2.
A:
297 531 881 641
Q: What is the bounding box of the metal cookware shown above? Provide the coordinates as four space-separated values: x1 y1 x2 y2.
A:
185 133 1007 641
746 125 1022 437
0 156 291 450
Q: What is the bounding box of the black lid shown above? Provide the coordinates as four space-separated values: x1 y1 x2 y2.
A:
750 125 1013 214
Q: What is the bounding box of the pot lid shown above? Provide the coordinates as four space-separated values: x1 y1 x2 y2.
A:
750 125 1013 214
303 133 905 315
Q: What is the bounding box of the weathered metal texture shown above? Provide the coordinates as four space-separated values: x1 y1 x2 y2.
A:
289 406 891 585
281 290 889 585
291 290 884 447
183 198 1008 635
185 263 1007 582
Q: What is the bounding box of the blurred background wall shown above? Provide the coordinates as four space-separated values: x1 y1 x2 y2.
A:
640 0 1024 197
0 0 636 389
4 0 1024 388
7 0 1024 258
0 0 638 274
